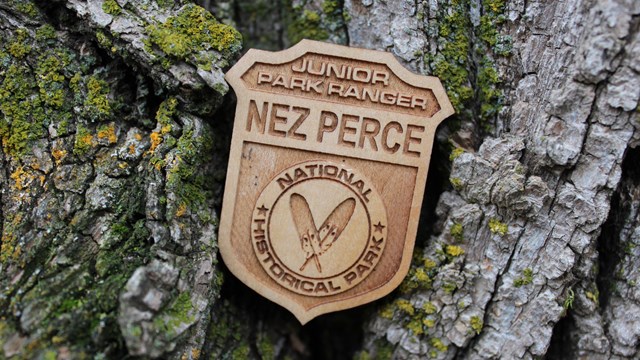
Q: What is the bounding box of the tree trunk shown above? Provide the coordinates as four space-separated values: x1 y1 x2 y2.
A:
0 1 638 359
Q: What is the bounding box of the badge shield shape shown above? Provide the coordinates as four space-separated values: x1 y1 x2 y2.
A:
219 40 454 323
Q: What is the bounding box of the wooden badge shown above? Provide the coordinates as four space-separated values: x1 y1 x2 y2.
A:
220 39 454 323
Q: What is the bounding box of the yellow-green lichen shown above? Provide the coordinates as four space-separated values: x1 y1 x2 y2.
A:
102 0 122 16
371 339 394 360
379 303 395 319
586 286 600 306
7 28 31 59
488 218 508 236
450 177 463 190
146 4 242 60
450 222 464 242
73 124 94 155
95 30 113 49
422 302 437 315
157 97 178 127
514 268 533 287
443 282 457 294
470 316 483 334
477 57 503 123
395 299 415 316
426 1 473 113
424 0 510 130
400 266 433 293
449 147 465 161
1 213 24 263
36 54 66 108
85 76 112 120
479 0 512 56
429 338 448 353
406 318 424 335
445 244 465 257
0 63 48 156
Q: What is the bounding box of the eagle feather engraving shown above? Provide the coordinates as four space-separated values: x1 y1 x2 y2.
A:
290 193 356 273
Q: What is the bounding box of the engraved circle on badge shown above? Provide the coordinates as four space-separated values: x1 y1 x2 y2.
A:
251 160 388 297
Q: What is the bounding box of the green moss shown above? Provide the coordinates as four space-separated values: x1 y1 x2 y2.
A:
322 0 339 14
488 218 508 236
287 9 329 44
146 4 242 60
373 339 393 360
257 335 275 360
470 316 483 334
36 24 56 41
514 268 533 287
563 288 575 310
15 1 39 17
163 118 216 222
231 345 250 360
165 291 194 324
102 0 122 16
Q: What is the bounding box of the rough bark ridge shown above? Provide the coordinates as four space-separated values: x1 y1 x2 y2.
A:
0 0 639 359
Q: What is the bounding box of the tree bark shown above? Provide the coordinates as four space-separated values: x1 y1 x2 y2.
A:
0 0 638 359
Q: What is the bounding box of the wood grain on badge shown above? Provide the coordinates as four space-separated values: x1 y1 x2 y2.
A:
219 39 454 324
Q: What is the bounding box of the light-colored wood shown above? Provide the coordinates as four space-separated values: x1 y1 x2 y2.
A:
220 39 454 324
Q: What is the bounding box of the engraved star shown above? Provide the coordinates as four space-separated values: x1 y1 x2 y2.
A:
374 221 386 233
256 204 269 216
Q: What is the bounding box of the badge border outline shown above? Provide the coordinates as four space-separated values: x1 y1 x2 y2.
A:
219 39 455 324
